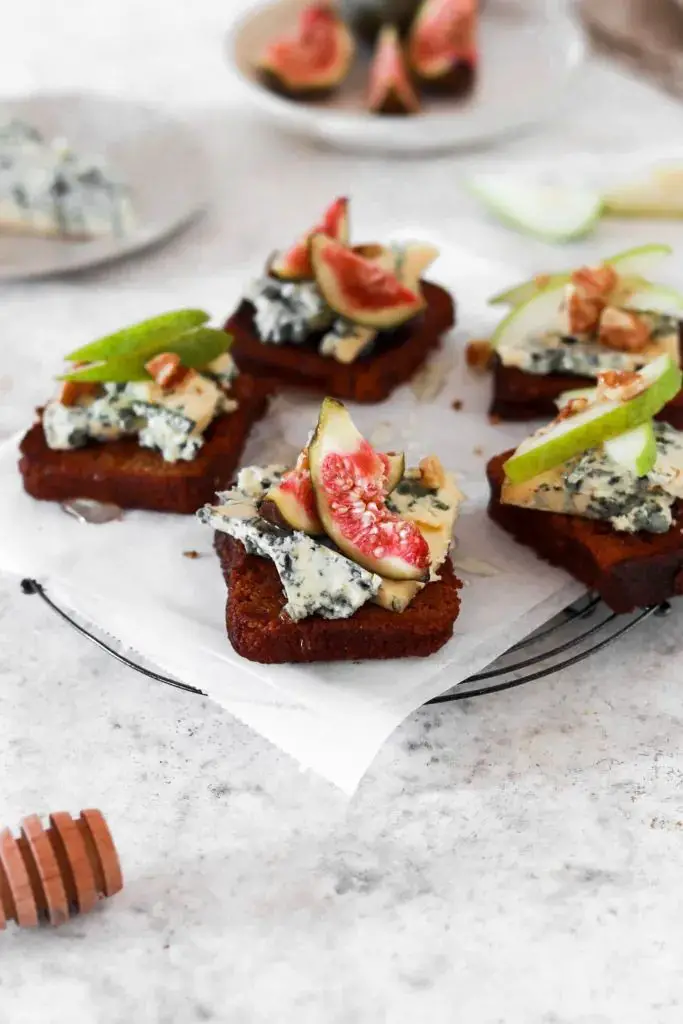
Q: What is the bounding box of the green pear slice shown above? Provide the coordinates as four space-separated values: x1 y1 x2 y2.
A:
603 421 656 477
65 309 209 363
623 282 683 315
489 272 569 308
489 243 673 308
491 283 566 350
60 327 231 383
607 242 673 277
603 166 683 218
468 176 602 243
504 354 681 483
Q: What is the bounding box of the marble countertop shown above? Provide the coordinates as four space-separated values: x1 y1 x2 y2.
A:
2 2 683 1021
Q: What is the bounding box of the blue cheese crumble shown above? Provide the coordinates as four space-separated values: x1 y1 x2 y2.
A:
246 276 331 344
43 371 236 463
0 119 134 239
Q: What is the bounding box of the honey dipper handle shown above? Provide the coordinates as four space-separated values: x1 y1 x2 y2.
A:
0 809 122 929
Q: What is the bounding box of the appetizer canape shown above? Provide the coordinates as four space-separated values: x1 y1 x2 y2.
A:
198 398 463 662
19 311 270 514
487 355 683 612
226 197 455 402
481 245 683 427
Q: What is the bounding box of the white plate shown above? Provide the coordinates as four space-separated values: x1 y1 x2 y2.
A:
226 0 587 155
0 93 208 281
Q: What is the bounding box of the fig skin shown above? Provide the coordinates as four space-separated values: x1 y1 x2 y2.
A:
310 234 425 331
271 197 350 282
258 70 344 102
259 495 323 535
257 5 356 101
260 451 325 535
407 0 478 95
415 61 476 96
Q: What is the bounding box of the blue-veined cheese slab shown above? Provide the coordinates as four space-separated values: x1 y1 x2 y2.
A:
501 422 683 534
199 499 382 622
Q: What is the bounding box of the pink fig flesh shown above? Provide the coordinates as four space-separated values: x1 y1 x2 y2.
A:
309 398 430 581
408 0 478 91
260 452 324 535
368 25 420 116
271 196 349 281
310 234 425 329
258 4 355 99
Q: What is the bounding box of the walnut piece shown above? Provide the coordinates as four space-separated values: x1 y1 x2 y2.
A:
465 339 494 374
570 264 618 299
598 307 651 353
419 455 446 490
566 264 620 336
58 380 99 407
596 368 646 402
567 290 604 335
145 352 191 391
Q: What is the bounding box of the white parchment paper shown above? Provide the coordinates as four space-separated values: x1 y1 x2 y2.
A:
0 241 582 793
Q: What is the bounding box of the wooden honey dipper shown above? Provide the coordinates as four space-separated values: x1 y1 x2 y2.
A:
0 809 122 929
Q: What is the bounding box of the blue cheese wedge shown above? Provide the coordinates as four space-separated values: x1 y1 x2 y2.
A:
199 496 382 621
246 276 331 344
502 422 683 534
0 120 134 239
381 470 464 609
43 370 235 463
498 311 679 377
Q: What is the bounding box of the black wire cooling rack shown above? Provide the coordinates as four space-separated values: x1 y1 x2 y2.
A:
20 578 669 704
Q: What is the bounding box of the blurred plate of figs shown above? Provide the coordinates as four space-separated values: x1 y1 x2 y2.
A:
226 0 586 154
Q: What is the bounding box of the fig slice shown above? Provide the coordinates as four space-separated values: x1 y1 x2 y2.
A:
368 24 420 116
260 447 405 533
407 0 477 92
310 234 425 329
259 450 324 535
256 3 355 100
271 197 349 281
309 398 430 581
